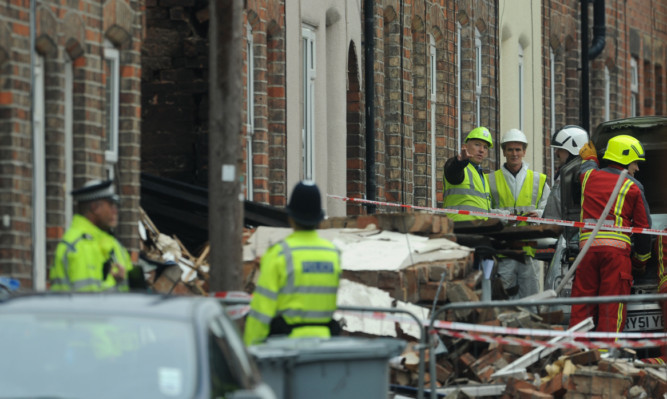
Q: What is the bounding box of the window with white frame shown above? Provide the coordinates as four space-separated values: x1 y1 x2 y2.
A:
33 54 47 290
246 25 254 200
631 57 638 117
65 58 74 226
518 44 525 131
456 22 461 153
604 66 610 121
550 48 556 185
475 28 482 127
302 26 316 180
429 34 437 208
104 41 120 179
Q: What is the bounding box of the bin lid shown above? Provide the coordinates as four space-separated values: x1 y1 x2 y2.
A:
249 337 406 365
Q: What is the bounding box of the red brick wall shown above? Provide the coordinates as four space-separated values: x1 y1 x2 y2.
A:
0 0 143 287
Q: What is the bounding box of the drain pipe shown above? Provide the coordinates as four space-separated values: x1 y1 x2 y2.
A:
580 0 606 131
30 0 37 289
364 0 376 213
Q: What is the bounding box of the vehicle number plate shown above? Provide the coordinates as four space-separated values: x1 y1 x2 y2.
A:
625 311 664 332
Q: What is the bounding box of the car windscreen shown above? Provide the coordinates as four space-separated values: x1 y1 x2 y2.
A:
0 313 197 399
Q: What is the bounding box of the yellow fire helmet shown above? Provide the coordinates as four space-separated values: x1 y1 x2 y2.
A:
602 134 646 165
465 126 493 149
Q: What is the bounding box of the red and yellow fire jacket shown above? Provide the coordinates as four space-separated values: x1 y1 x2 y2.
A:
579 161 652 261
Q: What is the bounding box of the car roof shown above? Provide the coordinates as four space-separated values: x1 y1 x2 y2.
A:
0 292 218 321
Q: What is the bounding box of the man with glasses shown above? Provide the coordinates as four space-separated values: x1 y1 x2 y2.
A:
49 180 133 292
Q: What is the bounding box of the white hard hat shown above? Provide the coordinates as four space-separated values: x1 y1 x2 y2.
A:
552 125 589 156
500 128 527 145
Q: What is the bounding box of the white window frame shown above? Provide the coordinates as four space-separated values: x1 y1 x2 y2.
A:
104 40 120 178
65 58 74 226
246 24 254 200
518 44 525 131
550 48 556 185
631 57 638 117
604 66 610 121
302 26 316 180
474 28 482 127
456 22 461 153
33 55 47 290
429 34 437 208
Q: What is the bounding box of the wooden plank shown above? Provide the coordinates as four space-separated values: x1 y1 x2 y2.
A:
491 317 595 379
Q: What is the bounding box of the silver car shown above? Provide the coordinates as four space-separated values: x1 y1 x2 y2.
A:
0 293 275 399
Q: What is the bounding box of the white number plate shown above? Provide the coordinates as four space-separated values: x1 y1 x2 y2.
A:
625 310 664 332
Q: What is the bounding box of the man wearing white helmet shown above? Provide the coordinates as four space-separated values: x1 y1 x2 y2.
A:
543 125 589 219
487 128 550 299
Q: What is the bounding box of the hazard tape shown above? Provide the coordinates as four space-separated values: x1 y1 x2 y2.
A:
221 302 667 349
328 194 667 237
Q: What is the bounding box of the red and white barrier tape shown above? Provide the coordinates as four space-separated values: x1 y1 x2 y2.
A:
220 302 667 349
328 194 667 237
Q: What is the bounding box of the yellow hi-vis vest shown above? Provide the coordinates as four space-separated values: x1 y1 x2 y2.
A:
244 230 342 346
488 169 547 257
442 162 491 221
49 214 127 292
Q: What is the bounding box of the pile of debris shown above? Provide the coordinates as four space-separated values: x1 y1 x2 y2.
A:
139 208 667 397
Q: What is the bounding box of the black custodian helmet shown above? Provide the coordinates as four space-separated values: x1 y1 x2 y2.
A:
286 180 325 227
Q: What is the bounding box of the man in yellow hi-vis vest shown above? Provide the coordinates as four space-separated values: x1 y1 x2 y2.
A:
487 129 550 299
442 127 494 221
49 180 133 292
244 181 342 346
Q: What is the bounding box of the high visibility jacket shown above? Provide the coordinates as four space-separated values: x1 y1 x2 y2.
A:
488 165 548 217
443 162 491 221
579 161 652 259
244 230 342 346
100 234 133 292
488 164 548 257
50 214 130 292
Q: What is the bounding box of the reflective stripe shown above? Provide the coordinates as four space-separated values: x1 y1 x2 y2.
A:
530 172 542 207
285 286 338 294
443 187 488 199
248 309 273 324
57 235 90 290
615 302 624 340
281 309 333 319
254 285 278 300
579 238 630 251
280 241 295 293
71 278 102 290
488 172 499 204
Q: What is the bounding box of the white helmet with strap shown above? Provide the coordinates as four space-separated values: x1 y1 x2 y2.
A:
552 125 589 156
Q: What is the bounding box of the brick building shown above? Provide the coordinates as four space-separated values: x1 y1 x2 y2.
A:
0 0 143 289
141 0 500 216
141 0 665 230
543 0 667 177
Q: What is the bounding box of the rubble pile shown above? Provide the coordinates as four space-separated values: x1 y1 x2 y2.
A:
139 208 667 397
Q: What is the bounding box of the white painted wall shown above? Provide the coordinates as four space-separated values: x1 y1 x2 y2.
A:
286 0 363 217
499 0 544 172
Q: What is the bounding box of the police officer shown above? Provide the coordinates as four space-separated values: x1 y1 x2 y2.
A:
244 180 342 346
569 136 652 337
442 127 494 221
49 180 133 292
487 129 550 299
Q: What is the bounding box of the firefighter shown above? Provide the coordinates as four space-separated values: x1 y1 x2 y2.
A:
244 180 342 346
49 180 134 292
543 125 589 220
442 126 493 221
487 129 550 299
568 136 652 338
